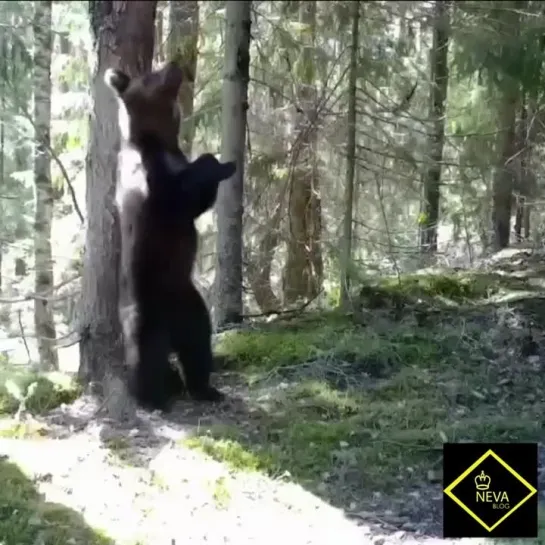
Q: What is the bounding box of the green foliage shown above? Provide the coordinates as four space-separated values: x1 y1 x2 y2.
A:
371 271 532 303
453 1 545 95
216 329 318 370
0 366 81 415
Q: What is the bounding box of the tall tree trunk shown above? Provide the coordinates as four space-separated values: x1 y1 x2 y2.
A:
514 89 536 242
80 0 157 415
155 5 165 63
419 0 450 255
491 3 520 251
33 0 58 370
514 92 527 242
283 0 323 304
0 33 5 294
216 0 251 327
339 0 360 309
169 0 199 158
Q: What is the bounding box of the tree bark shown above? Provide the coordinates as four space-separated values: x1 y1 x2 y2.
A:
492 92 518 250
155 6 164 63
339 0 360 309
79 0 157 415
491 2 520 251
0 33 5 294
419 0 450 255
168 0 199 158
216 0 251 327
33 0 58 370
283 0 323 304
514 89 536 242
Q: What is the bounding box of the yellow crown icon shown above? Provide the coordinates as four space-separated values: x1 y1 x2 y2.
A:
474 470 491 490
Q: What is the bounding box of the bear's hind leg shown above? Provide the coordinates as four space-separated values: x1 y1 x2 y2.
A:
127 322 177 412
170 287 224 402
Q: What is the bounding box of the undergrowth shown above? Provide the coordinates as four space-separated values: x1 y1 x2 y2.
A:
0 365 81 417
190 270 545 512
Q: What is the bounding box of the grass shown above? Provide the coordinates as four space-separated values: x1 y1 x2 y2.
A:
0 459 114 544
188 278 545 508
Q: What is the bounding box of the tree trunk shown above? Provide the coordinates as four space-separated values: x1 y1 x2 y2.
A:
491 3 520 251
0 33 5 294
492 93 518 250
283 0 323 304
339 0 360 309
80 0 157 416
155 6 164 63
33 0 58 370
247 205 281 313
514 89 536 242
169 0 199 157
419 0 450 255
216 0 251 327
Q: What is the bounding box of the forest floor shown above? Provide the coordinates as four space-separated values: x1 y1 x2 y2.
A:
1 247 545 544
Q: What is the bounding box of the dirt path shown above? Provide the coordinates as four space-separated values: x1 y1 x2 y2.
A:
0 396 494 545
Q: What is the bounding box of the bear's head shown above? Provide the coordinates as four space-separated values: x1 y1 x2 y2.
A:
104 62 183 154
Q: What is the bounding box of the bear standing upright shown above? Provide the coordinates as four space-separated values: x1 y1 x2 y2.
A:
104 62 236 412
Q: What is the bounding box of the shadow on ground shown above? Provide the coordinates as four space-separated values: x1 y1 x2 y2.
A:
0 457 114 544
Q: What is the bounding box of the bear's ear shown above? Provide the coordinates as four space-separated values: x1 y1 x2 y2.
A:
104 68 131 96
158 61 183 98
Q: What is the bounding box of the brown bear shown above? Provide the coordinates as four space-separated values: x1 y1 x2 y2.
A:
105 62 236 411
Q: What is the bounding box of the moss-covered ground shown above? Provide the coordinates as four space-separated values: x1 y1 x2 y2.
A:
184 268 545 536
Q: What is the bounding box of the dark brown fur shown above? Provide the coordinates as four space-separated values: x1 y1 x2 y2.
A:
105 62 235 411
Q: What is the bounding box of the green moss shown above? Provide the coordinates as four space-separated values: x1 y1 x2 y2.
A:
0 366 81 416
216 329 315 370
375 271 533 303
215 313 354 371
184 436 269 473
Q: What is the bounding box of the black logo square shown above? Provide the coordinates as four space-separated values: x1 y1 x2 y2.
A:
443 442 538 538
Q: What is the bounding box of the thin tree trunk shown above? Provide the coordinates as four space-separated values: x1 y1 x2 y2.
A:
283 0 323 304
33 0 58 370
514 92 527 243
0 33 5 293
169 0 199 157
155 5 164 63
419 0 450 255
80 0 157 416
514 87 537 242
339 0 360 309
216 0 251 327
